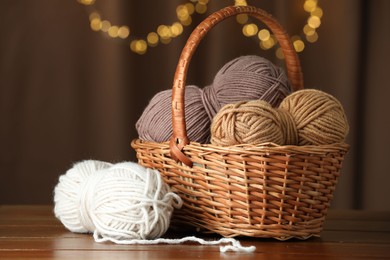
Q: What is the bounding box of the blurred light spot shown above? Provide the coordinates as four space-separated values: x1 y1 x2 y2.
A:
293 39 305 52
157 25 171 39
185 3 195 15
118 26 130 39
78 0 95 5
195 3 207 14
304 0 317 12
258 29 270 41
90 18 101 31
260 37 275 49
171 22 183 37
147 32 159 46
308 16 321 28
235 0 247 6
130 40 147 54
242 23 258 37
101 20 111 32
108 26 119 38
176 5 189 21
303 24 315 36
275 47 285 59
236 14 248 24
89 12 100 21
306 31 319 42
181 16 192 26
311 7 323 18
160 37 172 44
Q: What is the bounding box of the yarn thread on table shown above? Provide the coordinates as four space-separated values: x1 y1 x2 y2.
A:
136 55 292 143
54 160 256 253
211 89 349 146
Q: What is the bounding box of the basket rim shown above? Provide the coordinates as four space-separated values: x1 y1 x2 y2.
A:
132 138 350 156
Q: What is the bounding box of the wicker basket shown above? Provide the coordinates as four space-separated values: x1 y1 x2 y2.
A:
131 5 349 240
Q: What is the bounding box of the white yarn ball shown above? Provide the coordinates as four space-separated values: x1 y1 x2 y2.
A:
54 160 112 233
54 161 182 240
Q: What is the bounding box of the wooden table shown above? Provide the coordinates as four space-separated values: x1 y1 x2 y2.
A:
1 205 389 259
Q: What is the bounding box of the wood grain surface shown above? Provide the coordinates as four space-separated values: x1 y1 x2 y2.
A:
1 205 389 259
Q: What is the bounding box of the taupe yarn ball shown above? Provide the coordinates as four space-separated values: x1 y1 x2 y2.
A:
210 100 297 146
279 89 349 145
202 55 292 119
136 85 210 143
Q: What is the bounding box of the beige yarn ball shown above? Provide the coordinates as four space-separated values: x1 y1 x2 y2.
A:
210 100 289 146
279 89 349 145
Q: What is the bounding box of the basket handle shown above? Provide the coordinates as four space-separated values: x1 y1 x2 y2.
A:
170 5 304 167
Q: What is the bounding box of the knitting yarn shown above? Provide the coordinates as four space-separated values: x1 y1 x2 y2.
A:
210 89 349 146
54 161 182 240
202 55 292 119
136 55 292 143
136 85 210 143
279 89 349 145
53 160 112 233
210 100 297 146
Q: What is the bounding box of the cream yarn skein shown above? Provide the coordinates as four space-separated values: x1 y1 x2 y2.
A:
54 161 182 240
53 160 112 233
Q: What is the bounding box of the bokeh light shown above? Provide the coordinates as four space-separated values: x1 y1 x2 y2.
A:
81 0 323 55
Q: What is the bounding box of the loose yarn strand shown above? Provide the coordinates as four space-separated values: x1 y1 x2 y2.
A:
93 233 256 253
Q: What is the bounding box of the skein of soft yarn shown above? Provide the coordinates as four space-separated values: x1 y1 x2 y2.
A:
53 160 112 233
54 161 182 240
210 100 297 146
136 85 210 143
202 55 292 119
136 55 292 143
279 89 349 145
210 89 349 146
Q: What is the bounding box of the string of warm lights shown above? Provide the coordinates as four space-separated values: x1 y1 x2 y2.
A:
77 0 323 58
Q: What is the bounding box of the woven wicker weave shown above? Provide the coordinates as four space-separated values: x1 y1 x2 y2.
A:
131 6 349 240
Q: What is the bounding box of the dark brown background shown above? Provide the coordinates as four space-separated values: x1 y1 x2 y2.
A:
0 0 389 210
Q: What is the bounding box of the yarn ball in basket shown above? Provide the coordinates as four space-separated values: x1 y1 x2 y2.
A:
210 100 297 146
136 55 292 143
279 89 349 145
202 55 292 119
54 160 182 240
210 89 349 146
136 85 210 143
